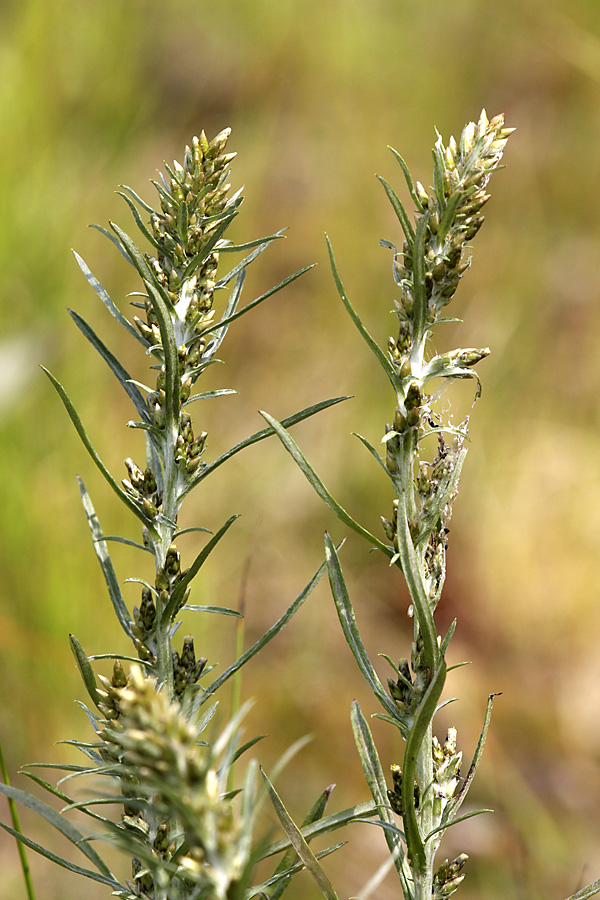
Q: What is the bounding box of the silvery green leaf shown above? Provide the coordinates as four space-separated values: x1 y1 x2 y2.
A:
260 770 340 900
72 250 142 343
388 146 425 211
377 175 414 245
116 190 161 249
69 635 100 709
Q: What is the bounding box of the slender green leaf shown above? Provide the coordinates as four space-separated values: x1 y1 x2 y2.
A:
352 432 394 479
72 251 143 344
68 310 151 424
182 388 236 407
215 230 286 288
401 659 447 877
117 191 160 249
377 176 415 245
201 558 328 705
173 525 213 537
180 395 350 498
260 770 340 900
0 784 114 877
326 236 399 391
326 537 400 719
197 265 314 340
388 146 424 211
98 535 152 553
0 823 124 891
260 801 376 859
249 844 346 899
410 211 430 350
69 635 100 709
262 412 395 559
143 279 180 429
425 808 493 842
182 604 242 617
202 269 245 361
448 692 499 819
432 138 445 205
42 371 157 537
78 479 134 638
108 221 154 283
437 190 463 245
118 184 156 215
161 514 239 624
564 878 600 900
351 702 412 897
88 224 135 267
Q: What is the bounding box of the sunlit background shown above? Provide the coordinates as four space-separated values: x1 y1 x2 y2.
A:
1 0 600 897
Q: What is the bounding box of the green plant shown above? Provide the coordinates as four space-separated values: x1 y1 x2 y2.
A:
262 111 600 900
3 112 600 900
0 129 366 900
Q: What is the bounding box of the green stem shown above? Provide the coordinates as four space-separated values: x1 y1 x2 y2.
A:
0 743 37 900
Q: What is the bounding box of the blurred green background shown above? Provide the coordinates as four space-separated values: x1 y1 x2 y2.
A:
2 0 600 897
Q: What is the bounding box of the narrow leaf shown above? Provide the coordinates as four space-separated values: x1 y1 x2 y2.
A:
410 211 430 350
260 770 340 900
564 879 600 900
78 479 134 638
69 635 100 709
143 279 180 429
72 251 144 344
117 191 160 249
425 808 493 842
388 146 424 211
197 265 314 340
351 702 412 896
214 231 286 288
0 823 124 891
180 396 350 498
261 412 395 559
449 692 499 818
68 310 151 423
377 176 415 245
88 224 135 267
260 801 376 859
161 514 239 624
201 558 328 705
0 743 36 900
182 388 236 407
0 784 114 877
326 537 400 719
326 236 399 391
182 604 242 617
42 371 157 537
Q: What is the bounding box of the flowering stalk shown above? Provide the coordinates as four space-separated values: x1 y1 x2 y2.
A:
0 130 354 899
264 111 512 899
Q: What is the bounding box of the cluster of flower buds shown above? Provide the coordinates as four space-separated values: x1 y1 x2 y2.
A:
387 763 420 815
122 456 160 520
431 727 462 818
432 853 469 899
97 659 129 722
177 410 208 476
390 110 513 368
173 635 207 699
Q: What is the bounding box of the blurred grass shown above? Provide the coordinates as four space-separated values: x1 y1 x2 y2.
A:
2 0 600 897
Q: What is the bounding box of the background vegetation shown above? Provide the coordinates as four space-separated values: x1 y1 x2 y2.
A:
1 1 600 897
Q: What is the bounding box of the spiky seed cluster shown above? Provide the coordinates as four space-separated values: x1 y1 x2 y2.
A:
101 666 247 899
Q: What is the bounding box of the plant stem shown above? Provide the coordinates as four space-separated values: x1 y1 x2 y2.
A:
0 743 37 900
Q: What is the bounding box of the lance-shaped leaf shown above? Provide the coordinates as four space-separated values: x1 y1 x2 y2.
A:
261 412 395 559
351 702 413 898
42 370 158 538
389 146 425 212
72 250 144 345
0 784 115 879
68 310 151 425
0 824 126 892
196 265 314 341
69 635 100 709
214 229 286 288
401 658 447 878
200 557 328 705
445 692 498 822
78 478 133 638
160 514 239 624
326 236 399 393
180 396 349 499
410 210 430 355
325 536 400 721
260 801 376 860
116 190 161 249
260 770 340 900
377 175 414 246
